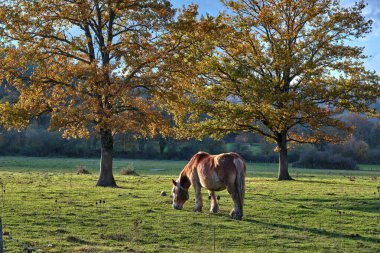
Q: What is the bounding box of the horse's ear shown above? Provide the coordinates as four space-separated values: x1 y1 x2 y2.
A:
180 175 191 189
171 179 177 186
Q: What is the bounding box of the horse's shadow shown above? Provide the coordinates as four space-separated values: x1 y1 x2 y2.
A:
243 218 379 243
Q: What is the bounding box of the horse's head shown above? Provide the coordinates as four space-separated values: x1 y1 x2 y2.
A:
171 178 190 210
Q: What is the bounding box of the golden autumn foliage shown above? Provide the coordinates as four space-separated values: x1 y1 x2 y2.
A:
0 102 29 130
0 0 184 138
0 0 196 186
159 0 380 180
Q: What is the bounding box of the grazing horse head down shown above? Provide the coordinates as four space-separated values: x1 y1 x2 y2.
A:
171 151 246 220
171 173 191 210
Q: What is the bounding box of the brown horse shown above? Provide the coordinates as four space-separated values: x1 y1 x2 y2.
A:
171 152 246 220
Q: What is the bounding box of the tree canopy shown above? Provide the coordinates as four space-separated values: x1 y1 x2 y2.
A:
159 0 380 180
0 0 191 186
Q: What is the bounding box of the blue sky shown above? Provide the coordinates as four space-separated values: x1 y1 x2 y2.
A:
171 0 380 74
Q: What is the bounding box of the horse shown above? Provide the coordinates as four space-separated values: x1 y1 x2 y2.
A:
171 151 246 220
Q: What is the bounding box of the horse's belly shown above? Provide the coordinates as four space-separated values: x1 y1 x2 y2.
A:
208 185 226 191
199 173 226 191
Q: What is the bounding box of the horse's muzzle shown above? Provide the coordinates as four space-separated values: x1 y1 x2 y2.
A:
172 203 182 210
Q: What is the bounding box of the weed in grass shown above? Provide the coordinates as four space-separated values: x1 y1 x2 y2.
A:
0 218 3 253
20 242 36 253
208 213 217 253
377 186 380 217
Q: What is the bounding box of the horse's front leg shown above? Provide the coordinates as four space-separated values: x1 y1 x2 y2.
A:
208 190 219 213
226 184 243 220
193 180 203 212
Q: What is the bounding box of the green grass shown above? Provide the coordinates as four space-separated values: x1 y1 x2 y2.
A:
1 156 379 177
0 156 379 252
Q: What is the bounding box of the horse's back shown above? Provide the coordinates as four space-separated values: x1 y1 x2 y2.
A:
194 152 245 190
213 152 245 184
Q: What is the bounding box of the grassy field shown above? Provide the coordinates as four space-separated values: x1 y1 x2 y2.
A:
0 156 379 252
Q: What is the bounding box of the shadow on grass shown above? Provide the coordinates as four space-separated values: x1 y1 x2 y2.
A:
244 218 379 243
294 179 354 185
285 197 378 213
66 235 93 245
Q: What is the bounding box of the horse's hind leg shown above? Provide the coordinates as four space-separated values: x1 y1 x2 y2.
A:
208 190 219 213
226 184 243 220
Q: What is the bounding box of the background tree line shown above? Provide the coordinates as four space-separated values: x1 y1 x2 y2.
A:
1 105 379 169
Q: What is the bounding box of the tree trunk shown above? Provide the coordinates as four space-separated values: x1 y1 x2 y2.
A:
96 129 117 187
138 138 146 153
277 130 293 180
158 136 167 158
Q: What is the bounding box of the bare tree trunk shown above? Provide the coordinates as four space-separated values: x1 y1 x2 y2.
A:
138 138 146 153
0 218 3 253
158 136 167 158
277 130 293 181
96 129 117 187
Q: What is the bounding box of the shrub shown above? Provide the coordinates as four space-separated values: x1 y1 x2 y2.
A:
119 168 139 176
293 148 358 170
119 163 139 176
76 166 91 174
330 139 369 163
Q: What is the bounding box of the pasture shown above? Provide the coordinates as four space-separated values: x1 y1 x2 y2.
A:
0 156 379 252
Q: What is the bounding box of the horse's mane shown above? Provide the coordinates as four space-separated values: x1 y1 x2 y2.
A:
181 151 210 177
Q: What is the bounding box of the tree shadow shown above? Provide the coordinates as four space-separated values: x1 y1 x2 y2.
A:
115 185 129 189
285 196 379 213
295 179 353 185
244 218 379 243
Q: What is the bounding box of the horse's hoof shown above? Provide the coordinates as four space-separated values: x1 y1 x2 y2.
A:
230 210 242 220
210 205 219 213
193 206 202 212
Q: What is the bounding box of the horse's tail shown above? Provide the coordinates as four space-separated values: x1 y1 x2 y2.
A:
233 155 246 209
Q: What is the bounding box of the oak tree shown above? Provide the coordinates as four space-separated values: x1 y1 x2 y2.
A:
0 0 180 186
160 0 380 180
